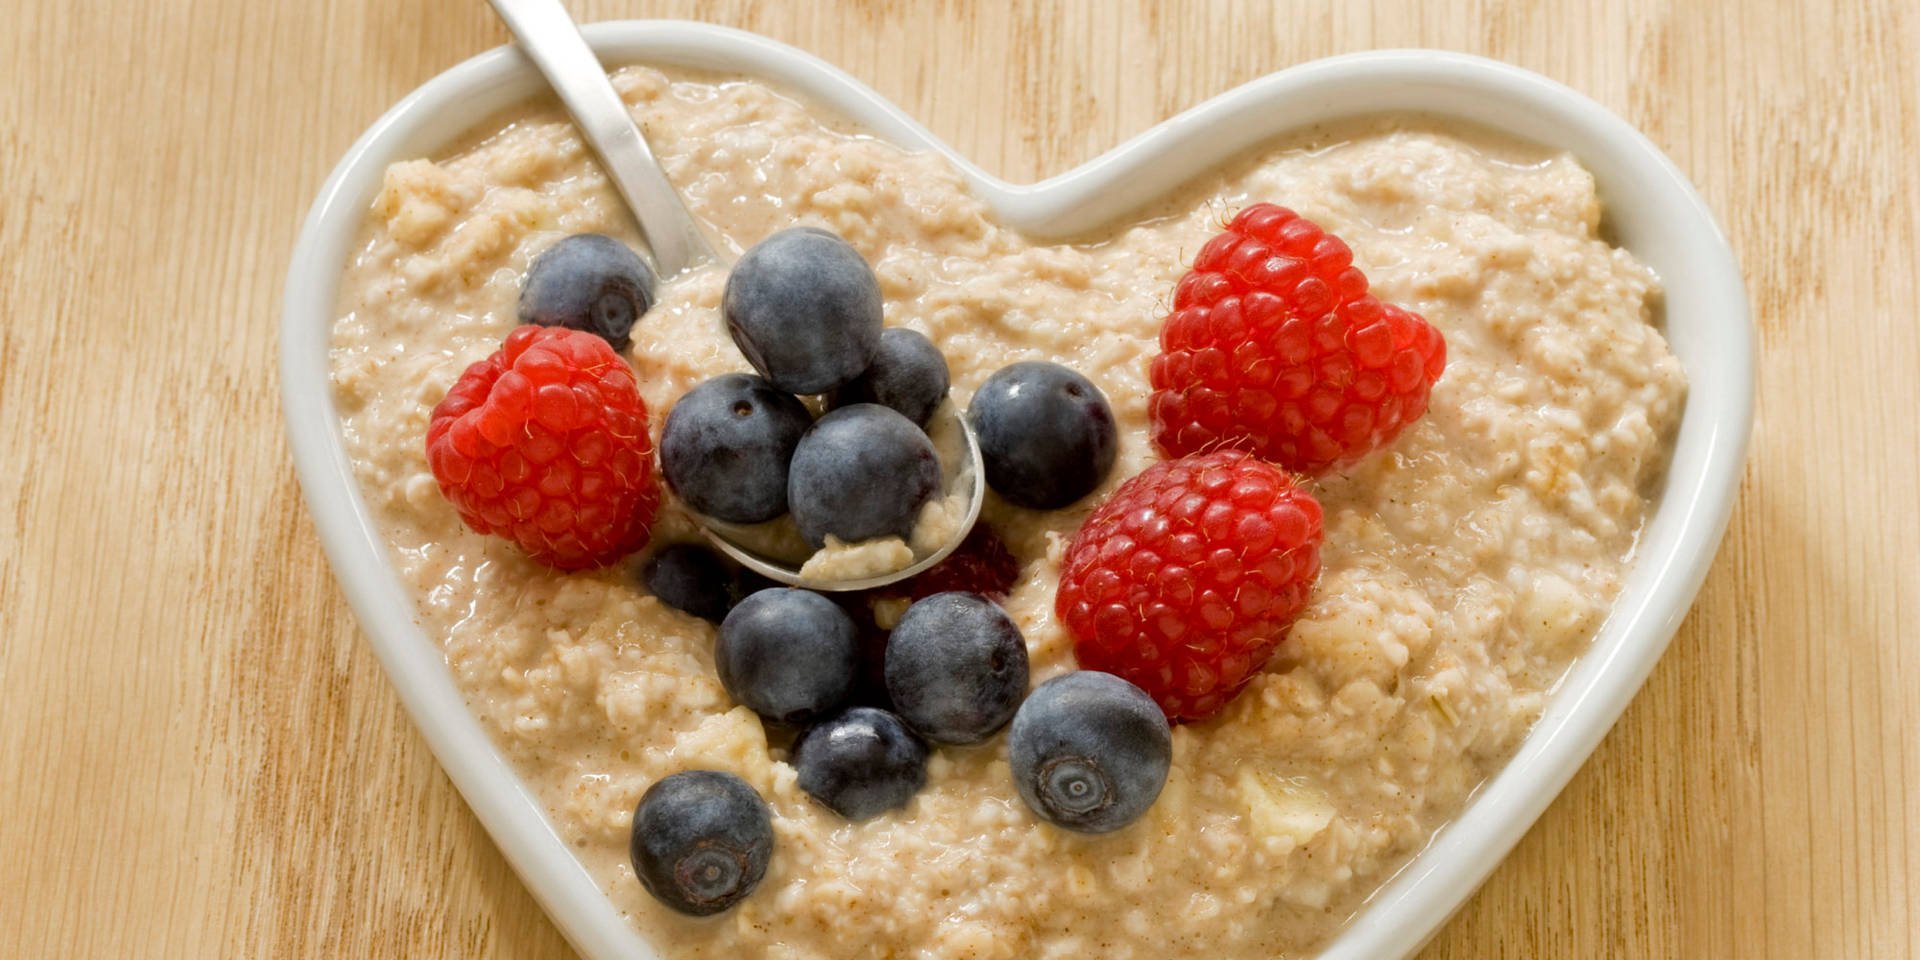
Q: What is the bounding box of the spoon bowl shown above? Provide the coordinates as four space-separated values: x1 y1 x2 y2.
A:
485 0 987 588
697 406 988 591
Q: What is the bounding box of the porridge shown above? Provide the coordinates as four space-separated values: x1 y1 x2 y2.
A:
328 66 1684 960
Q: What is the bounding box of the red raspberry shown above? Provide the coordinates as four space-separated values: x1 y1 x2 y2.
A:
1148 203 1446 475
425 325 660 570
1056 450 1322 722
903 524 1020 602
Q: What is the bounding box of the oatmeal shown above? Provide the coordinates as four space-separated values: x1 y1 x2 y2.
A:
328 68 1684 959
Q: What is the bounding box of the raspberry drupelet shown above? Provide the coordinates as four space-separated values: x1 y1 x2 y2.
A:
1149 203 1447 475
425 325 660 570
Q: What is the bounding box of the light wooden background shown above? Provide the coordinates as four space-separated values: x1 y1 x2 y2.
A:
4 0 1916 957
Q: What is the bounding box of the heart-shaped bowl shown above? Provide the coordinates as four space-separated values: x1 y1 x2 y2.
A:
282 19 1751 960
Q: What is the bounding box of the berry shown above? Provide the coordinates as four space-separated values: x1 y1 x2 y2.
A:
828 327 951 426
1008 671 1170 833
716 588 858 725
518 233 655 352
724 227 883 394
642 542 751 623
660 373 812 524
1148 203 1446 475
425 325 659 570
630 770 772 916
901 524 1019 601
792 706 929 820
788 404 941 548
1056 450 1322 722
833 524 1017 712
884 592 1030 744
969 362 1118 510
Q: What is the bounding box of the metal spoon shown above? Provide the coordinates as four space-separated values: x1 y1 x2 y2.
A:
485 0 986 589
484 0 716 276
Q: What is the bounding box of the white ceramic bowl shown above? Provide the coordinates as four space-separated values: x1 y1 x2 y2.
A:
281 20 1752 960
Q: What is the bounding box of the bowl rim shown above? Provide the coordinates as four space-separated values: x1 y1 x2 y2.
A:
281 19 1752 960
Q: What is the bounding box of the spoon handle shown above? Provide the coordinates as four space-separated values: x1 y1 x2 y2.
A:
486 0 716 276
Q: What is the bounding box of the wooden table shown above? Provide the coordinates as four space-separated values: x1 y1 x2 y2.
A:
5 0 1916 956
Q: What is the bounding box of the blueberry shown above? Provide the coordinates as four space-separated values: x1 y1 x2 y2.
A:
792 706 929 820
724 227 883 394
518 233 655 352
788 404 941 548
629 770 772 916
969 362 1118 510
884 592 1028 744
827 327 950 427
642 542 768 624
662 374 813 524
1008 671 1170 833
716 588 858 725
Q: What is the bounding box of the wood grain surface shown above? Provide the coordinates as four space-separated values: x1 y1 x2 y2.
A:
3 0 1916 956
